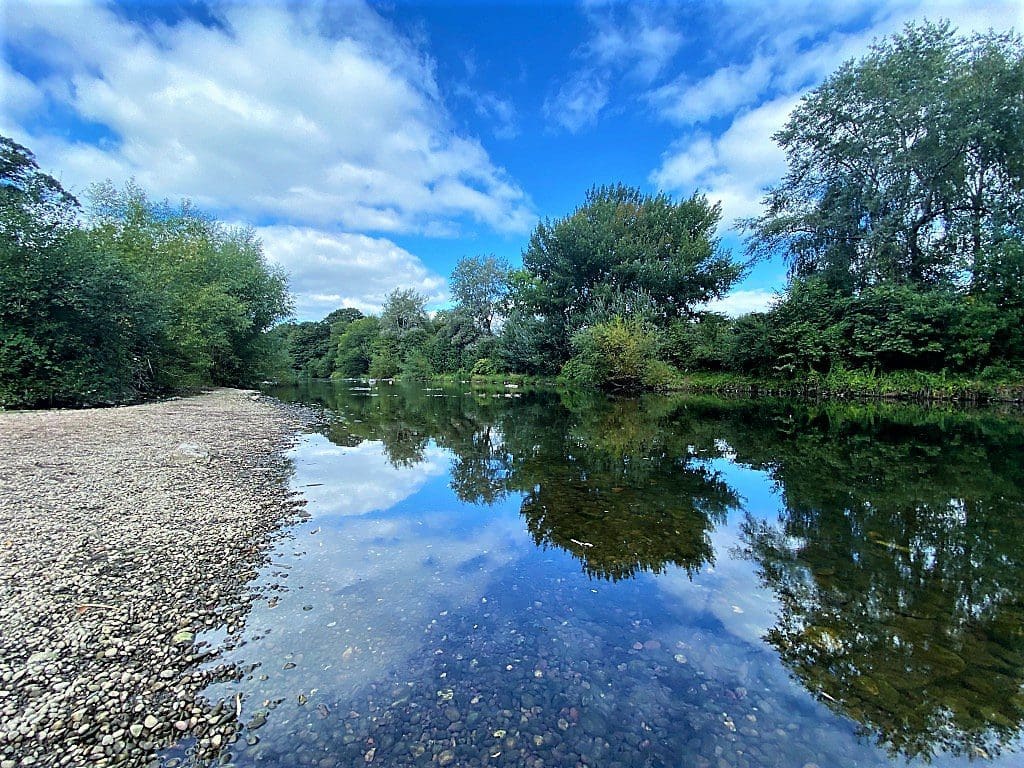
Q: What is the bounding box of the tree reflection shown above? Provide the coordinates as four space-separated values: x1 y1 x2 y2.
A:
267 381 1024 759
734 407 1024 761
491 394 739 580
272 382 741 580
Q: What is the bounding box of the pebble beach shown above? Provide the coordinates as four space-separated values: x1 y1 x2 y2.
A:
0 389 308 767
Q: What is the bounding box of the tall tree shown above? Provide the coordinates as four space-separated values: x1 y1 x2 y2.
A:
746 21 1024 294
507 184 741 367
86 182 291 388
0 137 154 406
378 288 428 339
450 254 509 335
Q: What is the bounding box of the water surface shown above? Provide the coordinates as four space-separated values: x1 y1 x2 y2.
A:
163 383 1024 767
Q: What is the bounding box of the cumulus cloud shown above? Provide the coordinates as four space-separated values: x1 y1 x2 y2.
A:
651 95 796 225
256 225 448 320
2 1 534 235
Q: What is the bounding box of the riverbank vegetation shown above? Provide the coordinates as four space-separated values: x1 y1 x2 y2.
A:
4 22 1022 407
1 138 290 408
277 23 1023 400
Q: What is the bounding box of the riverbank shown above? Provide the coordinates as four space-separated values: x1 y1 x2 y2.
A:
0 389 310 767
354 370 1024 405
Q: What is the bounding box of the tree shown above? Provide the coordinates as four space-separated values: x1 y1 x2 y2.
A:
286 307 364 378
378 288 428 340
450 254 509 335
746 22 1024 294
334 316 380 377
508 184 741 368
0 137 155 406
86 182 291 388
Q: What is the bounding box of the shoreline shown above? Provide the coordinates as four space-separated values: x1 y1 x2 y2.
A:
288 373 1024 407
0 389 312 767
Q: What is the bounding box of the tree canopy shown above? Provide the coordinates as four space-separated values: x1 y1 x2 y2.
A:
1 137 291 407
747 21 1024 295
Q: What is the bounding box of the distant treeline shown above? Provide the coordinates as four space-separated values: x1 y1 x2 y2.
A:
0 138 290 408
4 21 1022 407
279 22 1023 393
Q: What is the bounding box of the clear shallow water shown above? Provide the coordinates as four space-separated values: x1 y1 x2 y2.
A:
161 383 1024 768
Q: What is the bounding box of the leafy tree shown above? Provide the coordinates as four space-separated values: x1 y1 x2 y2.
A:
450 254 509 335
0 138 155 406
747 21 1024 293
425 309 490 374
285 307 364 378
378 288 428 340
508 184 742 368
334 316 380 378
86 182 291 388
561 316 672 391
661 313 733 372
371 288 430 377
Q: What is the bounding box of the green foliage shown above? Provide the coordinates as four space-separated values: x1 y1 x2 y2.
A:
368 336 402 379
85 182 290 389
450 254 509 335
379 288 428 340
426 308 491 375
508 184 742 370
1 139 152 406
400 349 434 381
334 316 380 378
471 357 497 376
661 314 733 372
0 137 291 408
747 21 1024 294
561 316 674 392
280 307 364 379
724 279 1017 378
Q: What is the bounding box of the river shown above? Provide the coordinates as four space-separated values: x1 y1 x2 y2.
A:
160 381 1024 768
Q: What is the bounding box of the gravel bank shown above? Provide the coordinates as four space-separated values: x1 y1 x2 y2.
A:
0 389 310 767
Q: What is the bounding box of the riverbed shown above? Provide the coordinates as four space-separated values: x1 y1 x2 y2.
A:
167 382 1024 768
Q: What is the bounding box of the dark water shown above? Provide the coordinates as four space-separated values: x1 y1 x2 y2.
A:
162 382 1024 768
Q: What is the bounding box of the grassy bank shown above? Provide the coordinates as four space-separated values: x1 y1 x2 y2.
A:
664 370 1024 404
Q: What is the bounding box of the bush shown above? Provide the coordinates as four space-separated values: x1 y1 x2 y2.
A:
471 357 497 376
560 316 671 391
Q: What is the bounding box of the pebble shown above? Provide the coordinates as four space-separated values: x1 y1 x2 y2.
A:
0 391 309 768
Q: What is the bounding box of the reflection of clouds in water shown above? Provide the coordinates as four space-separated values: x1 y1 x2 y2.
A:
655 461 783 647
655 520 777 653
291 436 449 517
211 435 532 729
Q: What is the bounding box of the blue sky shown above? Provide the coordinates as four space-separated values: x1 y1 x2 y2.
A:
3 1 1021 320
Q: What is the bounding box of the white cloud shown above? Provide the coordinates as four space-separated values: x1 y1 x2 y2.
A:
545 3 682 132
257 225 447 320
543 71 609 133
293 440 449 517
651 95 797 226
2 1 534 235
650 57 774 126
468 91 519 140
701 289 778 317
0 62 44 120
586 6 684 82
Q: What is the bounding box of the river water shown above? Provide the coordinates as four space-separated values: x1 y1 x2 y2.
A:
160 382 1024 768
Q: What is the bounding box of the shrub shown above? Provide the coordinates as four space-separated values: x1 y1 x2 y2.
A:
561 316 670 391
